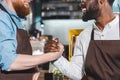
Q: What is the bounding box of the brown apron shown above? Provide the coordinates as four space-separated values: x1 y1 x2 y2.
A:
0 4 38 80
85 29 120 80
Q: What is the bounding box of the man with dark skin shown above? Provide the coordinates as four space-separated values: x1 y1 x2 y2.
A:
45 0 120 80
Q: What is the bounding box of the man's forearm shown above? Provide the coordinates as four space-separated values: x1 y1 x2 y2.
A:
8 53 57 71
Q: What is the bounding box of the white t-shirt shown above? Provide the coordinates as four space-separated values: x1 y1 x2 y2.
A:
54 14 119 80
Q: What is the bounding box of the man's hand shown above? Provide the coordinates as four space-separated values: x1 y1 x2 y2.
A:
44 38 64 61
44 38 59 53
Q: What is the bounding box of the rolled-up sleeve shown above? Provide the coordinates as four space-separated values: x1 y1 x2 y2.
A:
0 14 18 71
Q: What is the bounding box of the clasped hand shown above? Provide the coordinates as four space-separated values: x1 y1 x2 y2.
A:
44 38 61 53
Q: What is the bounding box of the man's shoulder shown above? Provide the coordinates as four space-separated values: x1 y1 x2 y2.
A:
0 9 10 21
0 9 14 30
0 9 13 26
76 25 93 43
80 26 93 36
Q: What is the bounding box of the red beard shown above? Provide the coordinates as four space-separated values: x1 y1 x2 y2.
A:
12 0 30 18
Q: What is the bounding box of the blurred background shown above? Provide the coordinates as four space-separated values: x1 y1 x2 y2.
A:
24 0 119 44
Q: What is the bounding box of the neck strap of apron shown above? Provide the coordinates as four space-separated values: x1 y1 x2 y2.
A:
91 25 94 40
0 4 18 28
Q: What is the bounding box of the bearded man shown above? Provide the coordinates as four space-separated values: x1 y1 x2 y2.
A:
44 0 120 80
0 0 64 80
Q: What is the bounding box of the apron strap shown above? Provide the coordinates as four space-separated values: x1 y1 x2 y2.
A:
91 26 94 40
0 4 18 28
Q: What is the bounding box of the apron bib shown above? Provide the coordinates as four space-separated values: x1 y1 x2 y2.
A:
85 29 120 80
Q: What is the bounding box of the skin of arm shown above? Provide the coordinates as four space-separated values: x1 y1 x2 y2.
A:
8 43 64 71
